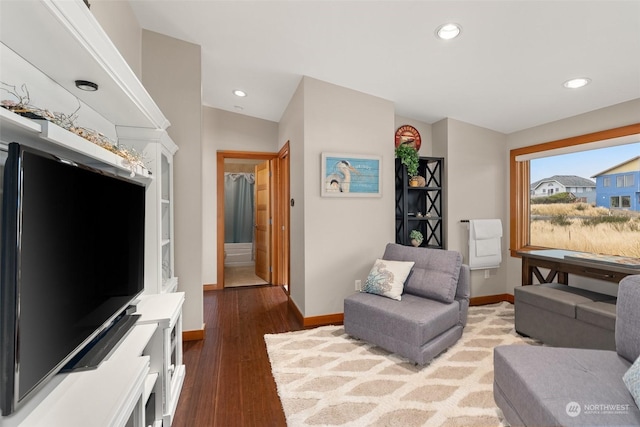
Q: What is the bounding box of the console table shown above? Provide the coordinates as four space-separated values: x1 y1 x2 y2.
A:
518 249 640 286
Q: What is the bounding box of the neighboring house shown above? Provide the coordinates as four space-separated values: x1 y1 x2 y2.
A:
592 156 640 211
530 175 596 203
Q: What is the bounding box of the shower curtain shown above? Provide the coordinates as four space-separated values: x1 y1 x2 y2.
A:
224 173 255 243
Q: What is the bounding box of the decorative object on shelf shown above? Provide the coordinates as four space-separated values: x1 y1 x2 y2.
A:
395 144 420 179
66 125 145 175
1 82 58 120
1 81 146 175
410 229 424 247
395 124 421 151
408 176 427 187
321 152 382 197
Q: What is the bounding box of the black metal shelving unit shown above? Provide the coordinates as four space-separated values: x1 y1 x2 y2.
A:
395 156 444 249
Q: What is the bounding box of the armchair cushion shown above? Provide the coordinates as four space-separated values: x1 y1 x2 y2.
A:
624 355 640 407
362 259 414 301
616 274 640 363
383 243 462 303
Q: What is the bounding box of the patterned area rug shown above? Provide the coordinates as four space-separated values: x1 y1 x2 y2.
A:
264 302 540 427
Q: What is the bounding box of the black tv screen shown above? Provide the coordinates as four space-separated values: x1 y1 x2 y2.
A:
0 143 145 415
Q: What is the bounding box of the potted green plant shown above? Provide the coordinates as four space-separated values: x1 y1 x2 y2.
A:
410 229 424 247
395 144 419 180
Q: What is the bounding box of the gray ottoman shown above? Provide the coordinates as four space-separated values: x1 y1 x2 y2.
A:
515 283 616 349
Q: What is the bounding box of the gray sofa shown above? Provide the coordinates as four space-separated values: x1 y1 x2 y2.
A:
494 274 640 426
515 282 617 350
343 243 470 365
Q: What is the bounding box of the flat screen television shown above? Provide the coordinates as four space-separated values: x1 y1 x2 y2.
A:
0 142 145 416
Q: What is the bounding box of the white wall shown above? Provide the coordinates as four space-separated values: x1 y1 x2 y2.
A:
433 119 508 297
141 30 203 332
90 0 142 78
278 79 306 312
201 107 279 284
430 99 639 299
91 5 205 333
505 98 640 296
293 77 396 317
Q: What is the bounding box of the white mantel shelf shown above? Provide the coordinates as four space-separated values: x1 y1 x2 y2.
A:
0 107 151 182
0 0 169 131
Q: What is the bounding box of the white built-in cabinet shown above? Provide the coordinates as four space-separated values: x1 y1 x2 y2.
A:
0 0 184 425
0 293 185 427
119 129 179 295
3 350 152 427
161 150 177 291
135 293 185 426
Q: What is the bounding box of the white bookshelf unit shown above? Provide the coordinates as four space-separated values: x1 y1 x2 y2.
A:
160 149 177 293
135 293 186 426
0 0 184 425
118 128 179 295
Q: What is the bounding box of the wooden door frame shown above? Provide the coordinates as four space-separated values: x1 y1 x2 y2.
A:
274 142 290 293
216 150 281 289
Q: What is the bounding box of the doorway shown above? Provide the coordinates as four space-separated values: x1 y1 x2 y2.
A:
216 145 290 290
222 157 267 287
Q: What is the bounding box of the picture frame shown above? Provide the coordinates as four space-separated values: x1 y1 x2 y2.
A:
321 152 382 197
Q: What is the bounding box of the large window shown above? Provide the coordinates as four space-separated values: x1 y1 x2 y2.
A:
510 124 640 258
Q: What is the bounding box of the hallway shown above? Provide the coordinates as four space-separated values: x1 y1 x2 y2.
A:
172 285 303 426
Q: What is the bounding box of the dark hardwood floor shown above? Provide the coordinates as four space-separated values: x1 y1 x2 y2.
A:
172 285 304 427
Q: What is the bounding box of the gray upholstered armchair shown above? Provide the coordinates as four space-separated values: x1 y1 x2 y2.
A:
343 243 470 365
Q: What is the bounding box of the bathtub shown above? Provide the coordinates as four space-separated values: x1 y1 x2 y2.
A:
224 242 254 267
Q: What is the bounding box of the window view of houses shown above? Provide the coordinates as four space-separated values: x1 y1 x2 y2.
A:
529 142 640 258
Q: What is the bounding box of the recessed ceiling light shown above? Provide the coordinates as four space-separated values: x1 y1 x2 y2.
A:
75 80 98 91
234 105 244 111
233 89 247 97
563 78 591 89
435 23 462 40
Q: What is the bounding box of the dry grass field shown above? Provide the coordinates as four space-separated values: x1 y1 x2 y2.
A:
530 203 640 258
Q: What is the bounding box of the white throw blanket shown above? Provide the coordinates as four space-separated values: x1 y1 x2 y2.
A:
469 219 502 269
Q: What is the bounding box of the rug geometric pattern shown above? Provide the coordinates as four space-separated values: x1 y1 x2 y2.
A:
264 302 540 427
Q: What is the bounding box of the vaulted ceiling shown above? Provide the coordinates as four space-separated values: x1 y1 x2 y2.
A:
130 1 640 134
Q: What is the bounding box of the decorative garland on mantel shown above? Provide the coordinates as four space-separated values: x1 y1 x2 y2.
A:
1 82 146 175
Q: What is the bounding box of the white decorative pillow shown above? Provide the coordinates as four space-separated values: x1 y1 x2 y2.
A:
362 259 415 301
623 355 640 407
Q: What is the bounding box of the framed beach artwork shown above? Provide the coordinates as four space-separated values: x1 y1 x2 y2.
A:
321 153 382 197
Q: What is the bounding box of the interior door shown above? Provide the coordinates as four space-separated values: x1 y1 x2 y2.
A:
255 160 271 282
278 144 290 292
